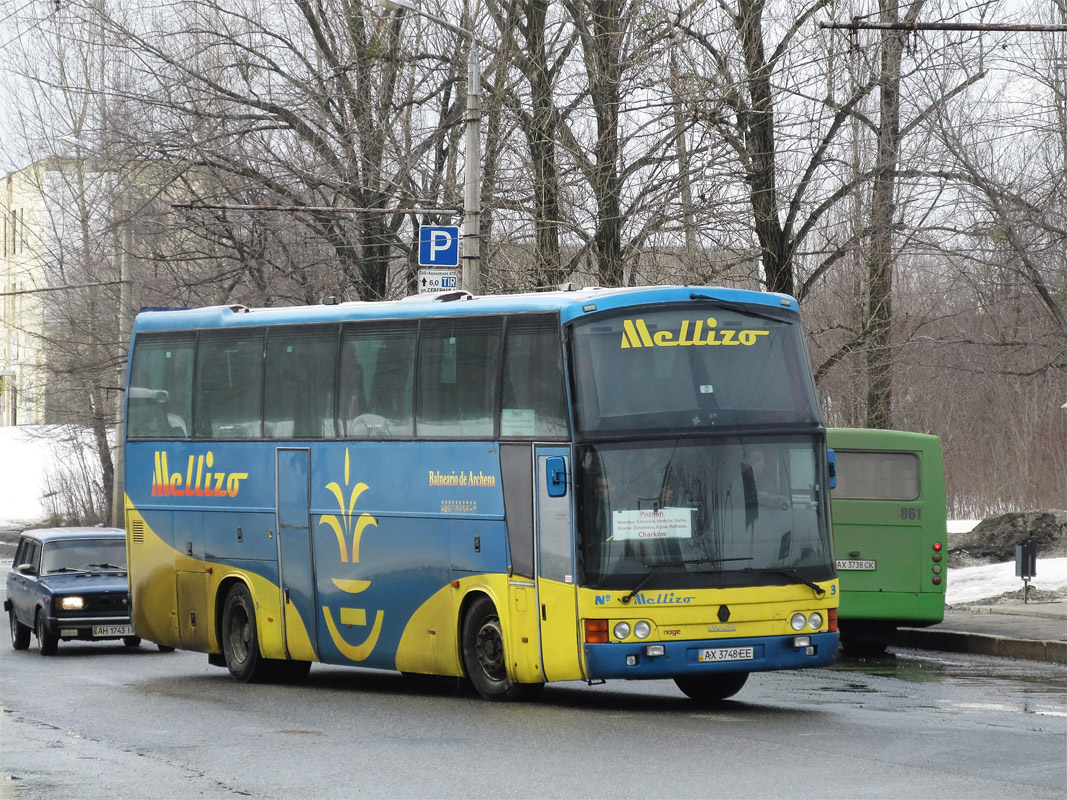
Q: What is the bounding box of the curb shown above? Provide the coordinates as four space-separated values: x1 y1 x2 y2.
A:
896 628 1067 665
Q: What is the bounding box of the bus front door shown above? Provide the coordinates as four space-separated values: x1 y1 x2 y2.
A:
535 447 582 681
275 448 319 662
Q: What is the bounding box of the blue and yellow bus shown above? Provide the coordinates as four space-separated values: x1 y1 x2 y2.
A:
124 286 839 702
827 428 947 653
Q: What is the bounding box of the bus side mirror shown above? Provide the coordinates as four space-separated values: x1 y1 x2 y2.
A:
827 449 837 490
546 456 568 498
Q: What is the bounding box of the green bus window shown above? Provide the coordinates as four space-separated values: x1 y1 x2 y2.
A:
265 326 337 439
834 451 920 500
417 317 501 438
195 330 264 439
501 316 568 438
127 334 194 438
339 322 416 438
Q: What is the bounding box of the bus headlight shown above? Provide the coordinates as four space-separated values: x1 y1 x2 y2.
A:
60 596 85 611
807 613 823 630
634 621 651 639
613 621 631 640
790 613 807 631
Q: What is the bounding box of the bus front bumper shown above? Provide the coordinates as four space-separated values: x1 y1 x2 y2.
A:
583 632 839 680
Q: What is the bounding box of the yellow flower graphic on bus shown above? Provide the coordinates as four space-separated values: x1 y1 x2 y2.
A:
320 449 384 661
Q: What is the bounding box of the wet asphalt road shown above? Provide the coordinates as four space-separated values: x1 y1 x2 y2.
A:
2 624 1064 800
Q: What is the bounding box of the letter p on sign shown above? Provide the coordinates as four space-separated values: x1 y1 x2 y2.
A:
419 225 460 267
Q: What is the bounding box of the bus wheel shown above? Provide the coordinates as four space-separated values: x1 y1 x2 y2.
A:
462 596 540 702
9 609 31 650
674 672 749 704
221 583 266 682
36 611 58 656
123 636 142 648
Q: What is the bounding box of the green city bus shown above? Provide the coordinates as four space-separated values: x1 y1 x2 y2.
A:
827 428 947 653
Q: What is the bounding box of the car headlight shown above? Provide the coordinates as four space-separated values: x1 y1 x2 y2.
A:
60 596 85 611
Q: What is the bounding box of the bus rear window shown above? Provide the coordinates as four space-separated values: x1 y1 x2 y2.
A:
833 450 920 500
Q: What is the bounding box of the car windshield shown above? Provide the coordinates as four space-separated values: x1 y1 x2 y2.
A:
576 437 834 591
40 539 127 575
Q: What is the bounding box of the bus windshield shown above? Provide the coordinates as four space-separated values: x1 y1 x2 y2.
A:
577 437 834 590
569 304 820 434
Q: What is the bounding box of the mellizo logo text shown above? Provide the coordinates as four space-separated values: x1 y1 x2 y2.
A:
151 451 249 498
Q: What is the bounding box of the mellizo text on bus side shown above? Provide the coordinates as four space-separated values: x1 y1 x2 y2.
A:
123 285 839 704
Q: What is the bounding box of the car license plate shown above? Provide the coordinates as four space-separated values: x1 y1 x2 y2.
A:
93 624 134 637
836 559 877 571
698 646 754 663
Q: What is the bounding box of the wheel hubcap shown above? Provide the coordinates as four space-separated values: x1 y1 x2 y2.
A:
475 617 506 681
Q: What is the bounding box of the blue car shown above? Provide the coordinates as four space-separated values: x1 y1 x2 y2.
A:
5 527 138 654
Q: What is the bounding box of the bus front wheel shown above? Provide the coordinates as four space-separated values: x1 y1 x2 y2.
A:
674 671 749 704
461 596 540 702
221 583 267 682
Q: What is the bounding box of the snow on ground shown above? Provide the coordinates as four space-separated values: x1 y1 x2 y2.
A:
0 425 68 525
1 427 1063 604
947 558 1067 605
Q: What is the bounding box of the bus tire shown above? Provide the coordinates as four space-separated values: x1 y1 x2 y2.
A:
461 596 540 702
221 583 267 682
123 636 142 648
674 671 749 704
10 609 31 650
36 611 58 656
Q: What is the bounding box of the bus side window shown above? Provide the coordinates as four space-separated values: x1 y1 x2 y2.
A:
126 334 193 439
417 317 501 438
341 322 416 438
264 326 337 439
195 331 264 439
501 316 568 438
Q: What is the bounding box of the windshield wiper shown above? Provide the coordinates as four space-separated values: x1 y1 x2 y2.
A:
47 566 88 574
620 556 753 605
689 294 790 325
742 568 826 597
85 562 126 573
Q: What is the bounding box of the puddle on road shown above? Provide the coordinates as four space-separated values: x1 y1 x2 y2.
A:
824 650 1067 717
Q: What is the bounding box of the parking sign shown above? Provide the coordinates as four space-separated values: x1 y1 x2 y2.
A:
418 225 460 267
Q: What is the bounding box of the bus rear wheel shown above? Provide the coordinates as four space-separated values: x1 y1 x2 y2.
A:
222 583 268 682
674 672 749 704
461 596 540 702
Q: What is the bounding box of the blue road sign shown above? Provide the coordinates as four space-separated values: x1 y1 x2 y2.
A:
419 225 460 267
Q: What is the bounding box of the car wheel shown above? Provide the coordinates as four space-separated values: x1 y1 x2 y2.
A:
461 596 541 702
9 609 31 650
123 636 142 648
35 611 58 656
221 583 268 682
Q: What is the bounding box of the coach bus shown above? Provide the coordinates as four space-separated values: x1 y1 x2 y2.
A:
123 285 839 703
827 428 947 653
